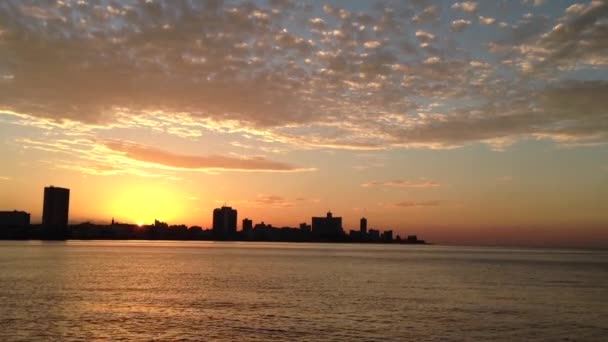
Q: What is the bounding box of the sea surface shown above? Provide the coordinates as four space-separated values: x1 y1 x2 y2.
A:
0 241 606 341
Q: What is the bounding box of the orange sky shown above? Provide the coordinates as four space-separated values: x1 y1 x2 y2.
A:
0 0 607 247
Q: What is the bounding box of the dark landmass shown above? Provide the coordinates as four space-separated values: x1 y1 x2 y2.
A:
0 221 427 244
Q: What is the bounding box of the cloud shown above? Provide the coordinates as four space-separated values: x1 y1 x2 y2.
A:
451 2 478 13
490 13 552 47
393 200 441 208
0 1 606 153
415 30 436 42
523 0 546 7
362 180 441 188
515 1 608 74
363 41 382 49
413 5 440 23
251 195 293 208
104 140 308 172
479 16 496 25
565 3 587 15
12 135 181 178
226 194 294 208
451 19 472 32
379 80 608 148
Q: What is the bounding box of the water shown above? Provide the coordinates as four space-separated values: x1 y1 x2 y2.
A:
0 241 606 341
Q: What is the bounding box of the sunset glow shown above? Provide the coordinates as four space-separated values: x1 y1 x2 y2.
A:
107 185 185 225
0 0 607 247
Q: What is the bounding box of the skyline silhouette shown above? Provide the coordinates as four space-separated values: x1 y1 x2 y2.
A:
1 182 606 248
0 185 426 244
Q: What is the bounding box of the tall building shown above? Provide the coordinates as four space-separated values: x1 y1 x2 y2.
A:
213 206 237 239
360 217 367 234
312 211 343 240
42 186 70 239
242 218 253 232
0 211 30 228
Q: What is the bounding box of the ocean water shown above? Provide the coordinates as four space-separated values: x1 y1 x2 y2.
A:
0 241 606 341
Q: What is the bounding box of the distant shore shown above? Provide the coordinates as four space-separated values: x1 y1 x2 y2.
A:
0 223 428 245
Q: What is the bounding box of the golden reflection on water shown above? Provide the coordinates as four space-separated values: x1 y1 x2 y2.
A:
0 241 607 341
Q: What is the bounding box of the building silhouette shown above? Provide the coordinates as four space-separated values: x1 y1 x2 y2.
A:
242 218 252 232
360 217 367 235
312 211 344 240
382 230 393 242
213 206 237 239
368 229 380 241
0 210 30 228
42 186 70 239
299 222 311 234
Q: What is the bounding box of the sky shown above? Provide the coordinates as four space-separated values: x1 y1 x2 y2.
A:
0 0 607 247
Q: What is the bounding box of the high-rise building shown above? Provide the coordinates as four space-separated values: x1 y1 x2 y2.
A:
242 218 253 232
311 211 343 240
212 206 237 239
42 186 70 239
360 217 367 234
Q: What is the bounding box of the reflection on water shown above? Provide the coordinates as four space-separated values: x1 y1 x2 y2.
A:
0 241 607 341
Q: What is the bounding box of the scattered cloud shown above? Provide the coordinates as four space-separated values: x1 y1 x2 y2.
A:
565 3 588 15
451 19 472 32
227 195 294 208
516 1 608 74
251 195 293 208
0 0 605 153
415 30 436 42
393 200 441 208
479 16 496 25
363 40 382 49
523 0 546 7
451 2 479 13
362 180 441 188
352 163 386 171
104 140 310 172
413 5 440 23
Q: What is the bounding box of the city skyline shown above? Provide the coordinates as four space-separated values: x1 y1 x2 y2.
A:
1 185 410 234
1 185 424 244
0 183 604 248
0 0 607 248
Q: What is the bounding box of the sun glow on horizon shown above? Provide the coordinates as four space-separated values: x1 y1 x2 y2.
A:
106 185 185 226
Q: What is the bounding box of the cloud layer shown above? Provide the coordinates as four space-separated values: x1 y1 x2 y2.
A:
0 0 606 151
105 140 303 172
